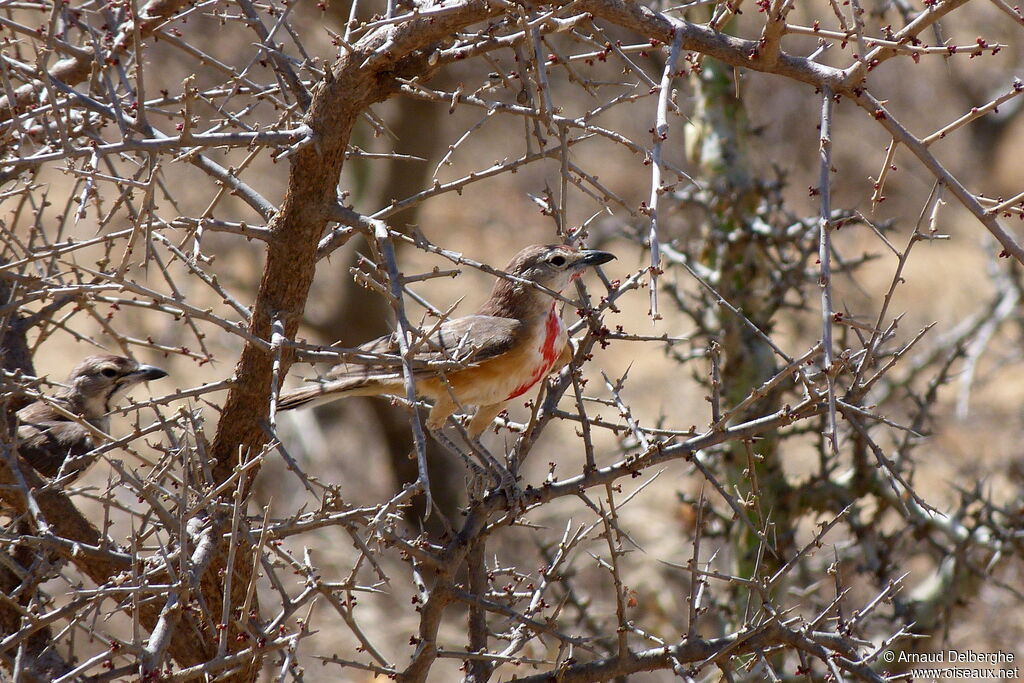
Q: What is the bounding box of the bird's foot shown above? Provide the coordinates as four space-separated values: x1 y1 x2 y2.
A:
466 464 520 507
466 469 489 502
469 437 521 508
429 427 520 506
492 465 522 510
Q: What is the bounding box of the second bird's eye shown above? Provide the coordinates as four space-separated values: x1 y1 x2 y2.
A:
101 368 118 378
549 255 567 267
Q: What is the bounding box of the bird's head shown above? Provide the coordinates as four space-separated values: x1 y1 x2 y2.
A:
506 243 616 293
65 355 168 419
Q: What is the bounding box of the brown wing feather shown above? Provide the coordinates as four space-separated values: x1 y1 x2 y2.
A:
16 421 95 478
277 315 524 411
416 315 523 363
332 315 523 380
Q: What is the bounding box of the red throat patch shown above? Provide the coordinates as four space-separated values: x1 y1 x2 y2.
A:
505 304 562 400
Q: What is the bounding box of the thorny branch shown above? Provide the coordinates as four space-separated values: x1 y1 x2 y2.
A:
1 0 1023 681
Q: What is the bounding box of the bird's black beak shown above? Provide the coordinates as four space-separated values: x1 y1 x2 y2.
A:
577 249 616 267
133 365 168 382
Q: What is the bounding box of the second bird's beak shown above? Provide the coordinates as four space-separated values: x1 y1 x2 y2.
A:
576 250 616 267
132 365 169 382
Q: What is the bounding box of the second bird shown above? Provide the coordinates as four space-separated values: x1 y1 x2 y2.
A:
15 355 168 480
278 243 615 436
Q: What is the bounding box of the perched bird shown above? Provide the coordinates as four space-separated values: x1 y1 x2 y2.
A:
279 243 615 436
14 355 168 479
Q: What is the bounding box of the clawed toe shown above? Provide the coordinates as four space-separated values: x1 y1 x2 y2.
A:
470 462 521 507
429 426 521 505
493 467 522 508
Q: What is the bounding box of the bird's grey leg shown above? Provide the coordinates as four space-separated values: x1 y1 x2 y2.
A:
424 397 486 475
433 422 504 484
426 425 488 480
429 421 519 505
470 403 517 475
466 404 521 506
427 397 519 504
426 426 496 502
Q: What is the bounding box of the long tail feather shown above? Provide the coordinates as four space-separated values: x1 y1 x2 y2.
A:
277 375 403 411
277 384 332 411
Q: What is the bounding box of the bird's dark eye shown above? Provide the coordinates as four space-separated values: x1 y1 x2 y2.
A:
549 255 567 267
100 368 118 378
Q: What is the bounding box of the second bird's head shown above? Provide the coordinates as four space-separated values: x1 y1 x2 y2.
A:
65 355 168 418
507 243 615 293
